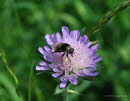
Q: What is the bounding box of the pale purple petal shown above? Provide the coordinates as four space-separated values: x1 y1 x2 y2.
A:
52 73 62 78
70 30 80 40
60 66 65 71
88 64 96 67
92 57 102 64
53 68 61 72
45 34 53 45
60 75 66 81
51 34 57 43
91 43 99 54
78 73 86 76
56 32 61 42
70 78 78 85
36 66 49 70
38 47 44 55
85 67 96 72
44 46 51 53
39 61 49 66
62 26 69 38
44 55 53 62
92 54 99 59
86 72 99 76
69 75 78 85
60 80 68 88
86 42 92 48
79 35 88 44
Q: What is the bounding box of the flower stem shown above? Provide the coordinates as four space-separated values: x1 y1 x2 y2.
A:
87 1 130 36
64 86 69 101
28 60 35 101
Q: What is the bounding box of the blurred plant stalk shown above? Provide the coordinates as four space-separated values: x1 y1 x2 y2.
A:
0 50 18 87
87 1 130 35
64 86 69 101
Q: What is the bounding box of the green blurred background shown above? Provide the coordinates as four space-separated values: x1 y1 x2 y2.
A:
0 0 130 101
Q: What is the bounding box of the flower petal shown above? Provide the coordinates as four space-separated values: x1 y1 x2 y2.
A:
36 66 50 70
92 57 102 64
51 34 57 43
86 72 99 76
53 68 61 72
69 74 78 85
86 42 92 48
77 70 86 76
38 47 44 55
44 55 53 62
60 75 66 81
92 54 99 59
88 64 97 67
52 73 62 78
39 62 51 69
70 30 80 40
38 47 53 62
45 34 53 45
85 67 96 72
39 61 48 66
56 32 61 42
91 43 99 54
60 80 68 88
62 26 69 38
44 46 51 53
78 73 86 77
79 35 88 44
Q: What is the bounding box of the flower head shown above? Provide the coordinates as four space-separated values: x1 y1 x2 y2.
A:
36 26 102 88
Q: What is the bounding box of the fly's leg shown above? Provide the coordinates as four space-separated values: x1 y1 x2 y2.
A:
52 51 56 54
61 53 65 62
61 52 71 63
66 52 71 63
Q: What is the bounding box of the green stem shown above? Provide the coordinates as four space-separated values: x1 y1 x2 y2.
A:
87 1 130 36
64 87 69 101
28 60 35 101
0 50 18 87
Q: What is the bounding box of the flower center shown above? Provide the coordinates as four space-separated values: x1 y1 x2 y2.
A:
62 54 77 75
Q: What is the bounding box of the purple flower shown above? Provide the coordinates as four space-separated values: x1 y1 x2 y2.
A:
36 26 102 88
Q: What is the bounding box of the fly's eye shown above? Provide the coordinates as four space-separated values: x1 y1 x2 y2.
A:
59 50 62 52
69 48 74 54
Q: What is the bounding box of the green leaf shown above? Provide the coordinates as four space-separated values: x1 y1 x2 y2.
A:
55 85 66 95
0 73 23 101
68 90 80 95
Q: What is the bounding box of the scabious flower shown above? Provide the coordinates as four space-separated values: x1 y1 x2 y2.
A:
36 26 102 88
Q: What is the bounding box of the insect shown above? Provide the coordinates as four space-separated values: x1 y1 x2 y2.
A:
53 43 74 62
